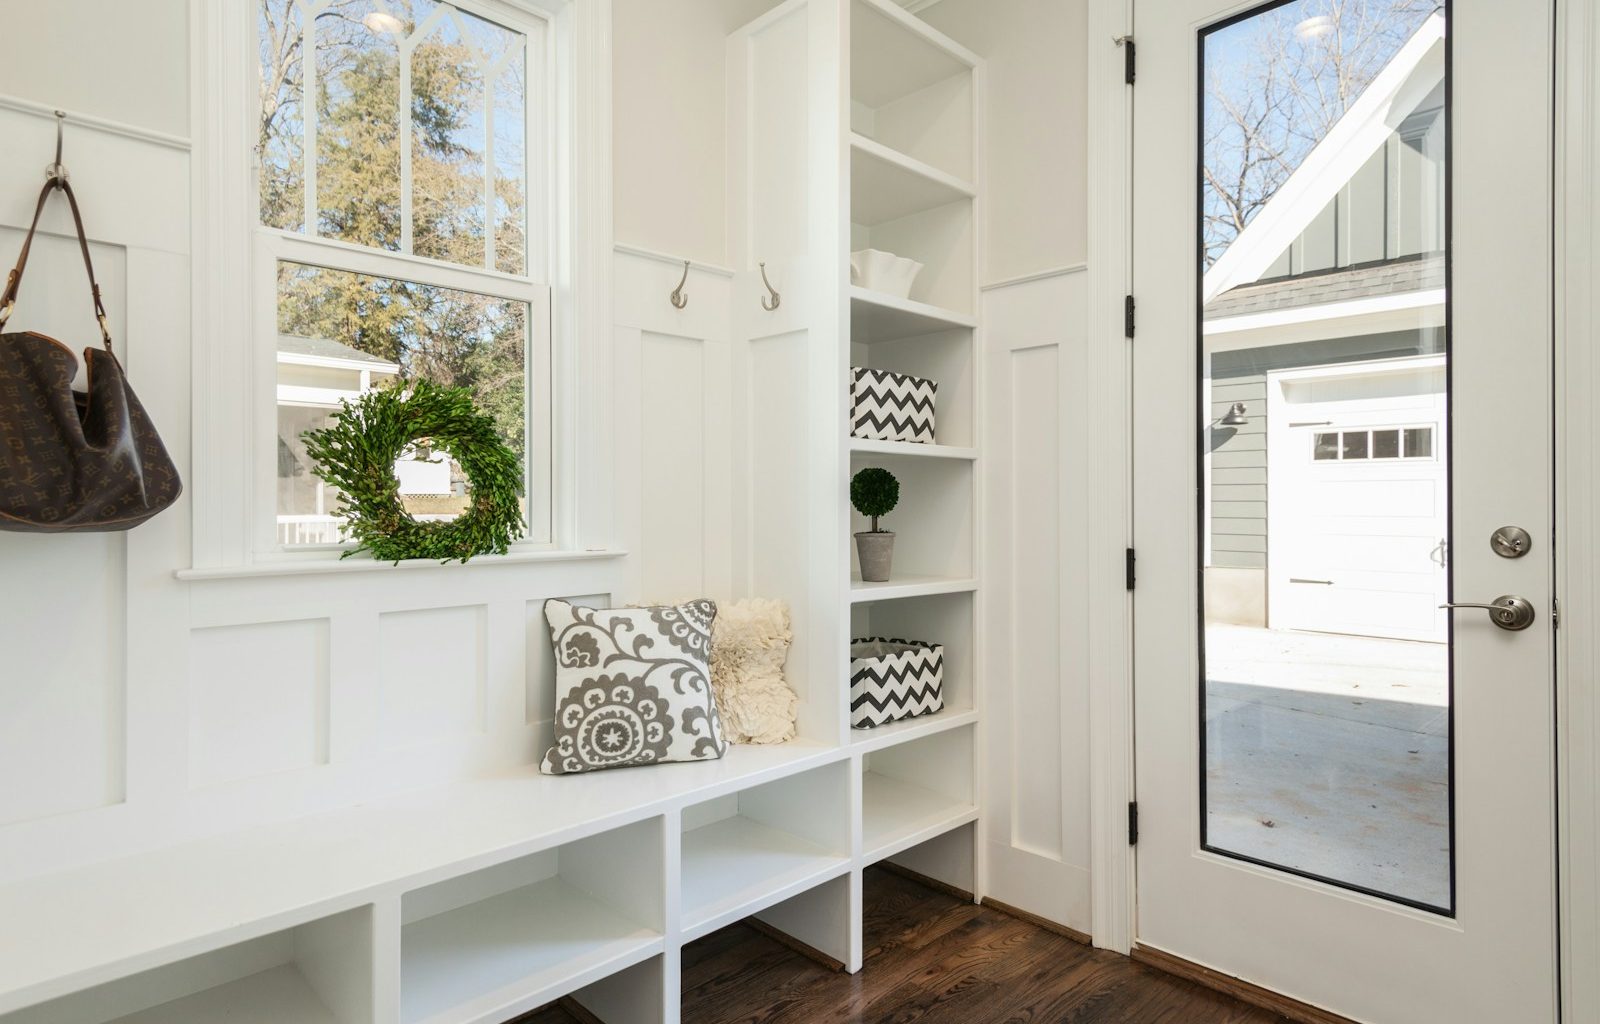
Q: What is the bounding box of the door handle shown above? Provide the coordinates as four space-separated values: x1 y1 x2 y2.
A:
1439 595 1536 631
1430 538 1449 568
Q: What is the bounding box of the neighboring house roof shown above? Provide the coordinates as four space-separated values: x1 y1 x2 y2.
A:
277 334 400 372
1205 254 1444 321
1203 13 1446 304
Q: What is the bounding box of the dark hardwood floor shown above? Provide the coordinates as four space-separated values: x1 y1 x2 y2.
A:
523 866 1291 1024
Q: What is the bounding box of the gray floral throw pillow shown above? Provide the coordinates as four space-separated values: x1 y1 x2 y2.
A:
541 599 728 775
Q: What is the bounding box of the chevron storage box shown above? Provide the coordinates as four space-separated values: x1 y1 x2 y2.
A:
850 366 937 444
849 637 944 729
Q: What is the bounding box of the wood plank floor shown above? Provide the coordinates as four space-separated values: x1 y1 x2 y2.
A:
523 866 1291 1023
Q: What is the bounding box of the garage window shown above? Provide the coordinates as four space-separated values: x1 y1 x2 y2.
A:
1314 426 1435 462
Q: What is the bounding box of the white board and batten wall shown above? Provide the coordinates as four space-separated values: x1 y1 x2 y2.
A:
0 1 1095 1021
0 0 632 890
919 0 1096 937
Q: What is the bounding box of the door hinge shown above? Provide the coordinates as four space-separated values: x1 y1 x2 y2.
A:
1125 548 1137 591
1124 294 1136 339
1553 597 1561 629
1128 801 1139 845
1117 35 1136 85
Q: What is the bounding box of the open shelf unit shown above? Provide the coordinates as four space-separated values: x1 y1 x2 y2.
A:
849 0 975 183
840 11 981 900
851 286 976 344
838 0 985 947
399 818 665 1024
861 726 978 862
679 762 852 941
1 908 375 1024
850 133 975 226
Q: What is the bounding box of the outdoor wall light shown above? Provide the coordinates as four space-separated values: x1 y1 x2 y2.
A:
363 9 406 34
1295 15 1335 39
1219 402 1249 426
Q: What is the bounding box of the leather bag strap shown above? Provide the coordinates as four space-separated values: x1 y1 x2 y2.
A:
0 178 112 351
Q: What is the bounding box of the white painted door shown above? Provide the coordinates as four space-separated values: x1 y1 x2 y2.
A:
1133 1 1558 1021
1269 358 1449 643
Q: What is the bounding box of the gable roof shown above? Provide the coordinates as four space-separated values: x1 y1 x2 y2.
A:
277 334 400 371
1204 253 1443 321
1203 13 1446 305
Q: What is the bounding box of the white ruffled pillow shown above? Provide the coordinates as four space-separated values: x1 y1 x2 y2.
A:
710 598 798 744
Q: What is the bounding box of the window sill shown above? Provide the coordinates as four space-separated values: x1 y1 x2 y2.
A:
173 548 628 582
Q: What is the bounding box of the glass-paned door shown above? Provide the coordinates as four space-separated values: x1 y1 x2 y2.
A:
1132 1 1559 1020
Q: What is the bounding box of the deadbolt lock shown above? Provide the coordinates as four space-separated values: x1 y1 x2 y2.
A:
1490 526 1532 559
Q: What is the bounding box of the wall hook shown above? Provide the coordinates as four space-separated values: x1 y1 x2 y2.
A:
45 110 68 187
669 259 689 309
759 261 781 311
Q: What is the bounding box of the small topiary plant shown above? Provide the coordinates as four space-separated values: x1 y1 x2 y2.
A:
850 467 900 533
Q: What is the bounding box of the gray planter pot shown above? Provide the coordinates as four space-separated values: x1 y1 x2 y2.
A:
854 531 896 582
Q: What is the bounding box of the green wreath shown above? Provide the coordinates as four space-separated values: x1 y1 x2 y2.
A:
302 379 525 564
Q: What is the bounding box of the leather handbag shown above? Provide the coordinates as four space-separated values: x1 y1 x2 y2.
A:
0 178 180 532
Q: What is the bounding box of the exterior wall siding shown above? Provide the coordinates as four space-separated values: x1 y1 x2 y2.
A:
1207 328 1445 571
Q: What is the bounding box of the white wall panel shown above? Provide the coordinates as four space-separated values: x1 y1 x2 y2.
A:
613 248 735 606
640 333 709 599
377 606 489 750
981 268 1091 932
0 0 188 139
920 0 1089 282
611 0 788 267
1007 344 1064 859
0 534 126 827
187 620 329 788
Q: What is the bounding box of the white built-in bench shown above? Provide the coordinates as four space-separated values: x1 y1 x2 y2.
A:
0 711 978 1024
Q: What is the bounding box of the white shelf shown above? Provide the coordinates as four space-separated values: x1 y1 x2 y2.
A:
849 707 978 752
862 772 978 863
401 878 661 1024
850 437 977 461
850 286 976 344
851 0 977 109
850 574 978 603
109 965 339 1024
680 816 849 942
851 133 974 226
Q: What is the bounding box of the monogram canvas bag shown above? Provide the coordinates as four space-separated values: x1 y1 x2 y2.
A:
0 179 180 532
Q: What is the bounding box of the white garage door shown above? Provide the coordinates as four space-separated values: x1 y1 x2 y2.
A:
1268 359 1448 643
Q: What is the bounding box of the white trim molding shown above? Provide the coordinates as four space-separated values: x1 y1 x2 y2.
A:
612 242 736 279
0 93 191 151
1204 288 1447 352
979 263 1089 292
1086 0 1135 956
1557 0 1600 1018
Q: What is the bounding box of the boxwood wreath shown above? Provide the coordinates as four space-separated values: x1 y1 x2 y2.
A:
302 380 525 564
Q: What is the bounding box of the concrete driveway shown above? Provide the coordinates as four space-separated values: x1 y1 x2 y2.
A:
1203 624 1450 909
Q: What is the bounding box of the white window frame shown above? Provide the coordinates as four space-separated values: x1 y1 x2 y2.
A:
1312 424 1438 463
190 0 613 571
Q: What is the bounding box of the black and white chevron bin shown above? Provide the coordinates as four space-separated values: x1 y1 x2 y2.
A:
850 366 937 444
850 638 945 729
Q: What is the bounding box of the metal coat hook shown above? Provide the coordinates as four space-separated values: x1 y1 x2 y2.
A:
759 261 781 311
45 110 68 187
669 259 690 309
